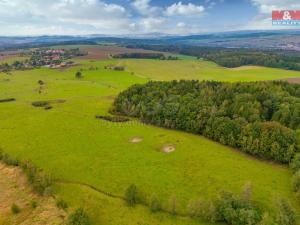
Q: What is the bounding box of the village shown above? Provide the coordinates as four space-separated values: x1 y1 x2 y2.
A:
0 48 87 72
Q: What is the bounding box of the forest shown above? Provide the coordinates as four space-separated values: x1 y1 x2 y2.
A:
114 80 300 163
127 44 300 71
112 52 178 60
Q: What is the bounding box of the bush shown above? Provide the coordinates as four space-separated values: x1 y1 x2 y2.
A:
11 203 21 214
22 161 52 195
188 198 209 218
38 80 45 85
1 153 19 166
125 184 139 206
56 199 68 211
214 191 261 225
258 213 275 225
169 195 177 215
68 208 91 225
32 101 50 108
275 198 297 225
31 201 38 209
149 194 161 212
290 153 300 172
0 98 16 103
291 170 300 192
75 71 82 79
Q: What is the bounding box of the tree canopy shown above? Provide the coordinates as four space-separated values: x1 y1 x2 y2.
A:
114 80 300 163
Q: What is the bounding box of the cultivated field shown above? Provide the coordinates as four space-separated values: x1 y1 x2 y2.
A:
1 45 300 224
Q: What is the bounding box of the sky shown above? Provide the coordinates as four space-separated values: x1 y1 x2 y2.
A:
0 0 299 36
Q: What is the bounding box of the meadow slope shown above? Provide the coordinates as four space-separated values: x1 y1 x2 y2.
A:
0 56 300 224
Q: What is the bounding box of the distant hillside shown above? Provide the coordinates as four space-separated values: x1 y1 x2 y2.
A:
1 30 300 51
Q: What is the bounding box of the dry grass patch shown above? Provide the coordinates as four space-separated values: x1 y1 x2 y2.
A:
0 163 66 225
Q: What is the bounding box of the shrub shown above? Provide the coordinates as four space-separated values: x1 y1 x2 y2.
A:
125 184 139 206
258 213 275 225
32 101 50 108
38 80 45 85
290 153 300 172
75 71 82 79
31 201 38 209
275 198 297 225
0 148 3 160
169 195 177 215
0 98 16 103
56 199 68 211
292 170 300 192
11 203 21 214
68 208 91 225
22 161 52 195
187 199 202 217
149 194 161 212
1 153 19 166
214 190 261 225
238 208 261 225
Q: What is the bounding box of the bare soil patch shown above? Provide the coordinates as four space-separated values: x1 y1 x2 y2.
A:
78 46 159 60
162 144 176 153
130 137 143 143
285 78 300 83
0 163 66 225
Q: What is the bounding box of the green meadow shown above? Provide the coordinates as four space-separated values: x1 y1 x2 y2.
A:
1 55 300 224
117 59 300 81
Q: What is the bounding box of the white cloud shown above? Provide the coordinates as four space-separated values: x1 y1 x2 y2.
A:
251 0 300 13
139 17 167 32
0 0 208 35
0 0 132 35
131 0 161 16
177 22 186 28
165 2 205 17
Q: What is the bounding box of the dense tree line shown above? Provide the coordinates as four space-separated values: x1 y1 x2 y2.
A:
114 80 300 163
112 52 178 60
127 44 300 71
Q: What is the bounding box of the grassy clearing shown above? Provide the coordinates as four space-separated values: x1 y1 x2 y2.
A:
118 59 300 81
0 57 299 224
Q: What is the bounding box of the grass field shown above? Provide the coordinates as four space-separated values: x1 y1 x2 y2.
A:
116 59 300 81
1 52 300 224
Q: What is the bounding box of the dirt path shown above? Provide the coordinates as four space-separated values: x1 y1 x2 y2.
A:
0 163 66 225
